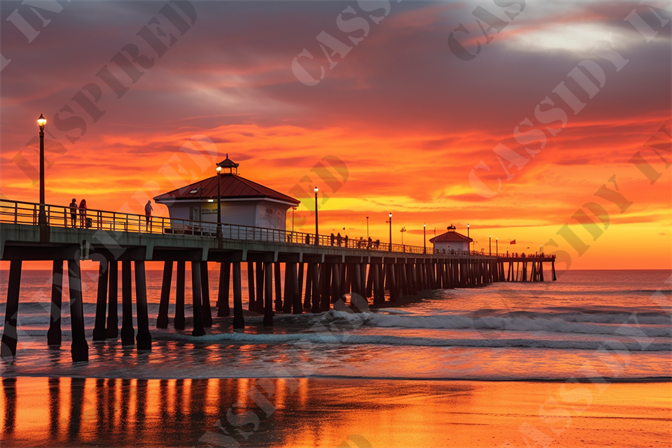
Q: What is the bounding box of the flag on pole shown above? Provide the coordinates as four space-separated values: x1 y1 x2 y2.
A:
510 239 516 244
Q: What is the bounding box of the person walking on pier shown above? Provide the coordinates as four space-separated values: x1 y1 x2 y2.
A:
330 233 335 246
78 199 87 228
344 235 349 248
337 233 342 247
305 233 311 245
145 200 153 231
69 198 78 228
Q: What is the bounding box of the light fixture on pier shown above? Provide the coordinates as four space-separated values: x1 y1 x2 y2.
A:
36 114 47 225
215 164 223 242
423 224 426 254
387 212 392 251
489 234 492 256
314 187 319 246
496 237 498 256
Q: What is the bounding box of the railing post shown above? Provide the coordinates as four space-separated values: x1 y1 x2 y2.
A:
14 202 18 224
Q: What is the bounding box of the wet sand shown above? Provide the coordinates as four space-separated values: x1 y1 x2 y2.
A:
0 377 670 447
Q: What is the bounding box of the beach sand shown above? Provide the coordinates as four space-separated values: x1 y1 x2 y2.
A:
0 377 670 447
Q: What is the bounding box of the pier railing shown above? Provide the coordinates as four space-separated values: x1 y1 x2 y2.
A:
0 199 489 257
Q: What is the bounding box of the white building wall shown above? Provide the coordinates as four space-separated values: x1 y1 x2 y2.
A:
164 200 289 230
433 241 470 253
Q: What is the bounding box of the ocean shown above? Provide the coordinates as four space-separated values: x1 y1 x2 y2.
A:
0 268 669 381
0 269 670 447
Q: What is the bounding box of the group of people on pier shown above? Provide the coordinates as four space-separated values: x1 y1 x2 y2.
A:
68 198 88 228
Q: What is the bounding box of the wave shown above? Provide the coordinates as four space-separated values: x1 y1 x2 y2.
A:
321 311 672 338
153 330 671 351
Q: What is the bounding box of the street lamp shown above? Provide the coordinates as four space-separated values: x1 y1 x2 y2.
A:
423 224 426 254
366 216 369 239
37 114 47 225
387 212 392 251
540 244 543 255
489 234 492 256
215 165 222 241
314 186 319 246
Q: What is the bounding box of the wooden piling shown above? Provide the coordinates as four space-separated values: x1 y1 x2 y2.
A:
263 261 274 326
190 261 206 337
255 261 264 313
1 260 22 360
175 261 186 330
283 263 293 314
552 261 557 281
321 263 331 311
311 262 321 313
247 261 256 312
200 261 212 327
68 260 89 362
156 260 172 328
232 262 244 329
292 262 302 314
304 262 313 309
47 260 63 346
106 261 119 338
217 262 230 317
274 262 282 312
120 260 135 346
135 261 152 350
92 260 108 341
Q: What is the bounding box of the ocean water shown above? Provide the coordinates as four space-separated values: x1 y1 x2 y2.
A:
0 268 670 381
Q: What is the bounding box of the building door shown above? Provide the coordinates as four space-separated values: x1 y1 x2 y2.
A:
190 206 200 221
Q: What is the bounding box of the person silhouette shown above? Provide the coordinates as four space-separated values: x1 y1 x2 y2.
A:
69 198 77 228
78 199 87 228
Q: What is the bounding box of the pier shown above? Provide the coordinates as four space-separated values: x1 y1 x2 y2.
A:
0 199 555 362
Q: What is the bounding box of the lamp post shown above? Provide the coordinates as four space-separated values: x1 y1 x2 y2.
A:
496 238 498 256
215 165 222 241
489 234 492 256
467 223 470 254
291 206 296 232
387 212 392 251
37 114 47 225
423 224 426 254
540 244 543 255
366 216 369 239
314 187 319 246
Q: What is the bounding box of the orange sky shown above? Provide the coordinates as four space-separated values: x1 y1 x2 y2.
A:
1 1 670 270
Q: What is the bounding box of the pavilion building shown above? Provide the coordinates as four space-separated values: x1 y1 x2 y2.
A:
153 155 300 230
429 224 473 253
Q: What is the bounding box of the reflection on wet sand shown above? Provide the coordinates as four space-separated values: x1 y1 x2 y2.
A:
1 377 670 447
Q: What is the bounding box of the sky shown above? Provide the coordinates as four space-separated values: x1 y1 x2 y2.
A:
1 0 670 270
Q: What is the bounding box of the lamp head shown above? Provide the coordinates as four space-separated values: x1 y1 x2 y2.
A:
37 114 46 130
489 234 491 238
423 224 426 227
314 186 318 193
216 165 222 173
389 212 392 218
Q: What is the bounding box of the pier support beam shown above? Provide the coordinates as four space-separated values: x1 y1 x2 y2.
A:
68 260 89 362
311 262 321 313
247 262 256 312
92 260 108 341
263 261 274 326
232 262 244 329
1 260 22 361
201 262 212 327
175 261 186 330
121 261 135 346
191 261 206 337
283 263 293 313
292 263 302 314
47 261 63 346
321 263 331 311
135 261 152 350
304 263 313 309
156 261 172 328
106 261 119 338
274 262 282 313
255 261 264 314
217 262 231 317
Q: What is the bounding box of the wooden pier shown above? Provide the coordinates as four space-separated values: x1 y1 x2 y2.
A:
0 200 555 362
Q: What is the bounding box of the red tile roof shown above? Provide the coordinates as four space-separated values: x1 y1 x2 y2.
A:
154 174 300 205
429 231 472 244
